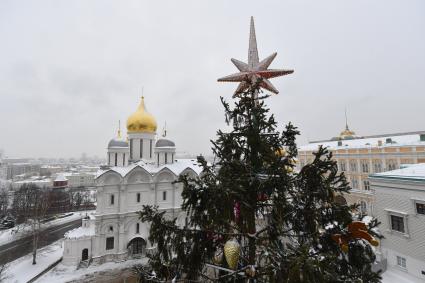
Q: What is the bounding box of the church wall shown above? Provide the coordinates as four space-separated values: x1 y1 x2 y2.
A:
101 185 120 214
156 182 174 209
126 183 152 212
63 237 93 266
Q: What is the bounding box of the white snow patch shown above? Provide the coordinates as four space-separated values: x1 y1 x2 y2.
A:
36 257 148 283
65 224 95 238
362 215 373 225
4 240 63 283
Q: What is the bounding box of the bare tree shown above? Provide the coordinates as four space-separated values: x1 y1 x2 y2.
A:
12 184 51 264
0 186 8 216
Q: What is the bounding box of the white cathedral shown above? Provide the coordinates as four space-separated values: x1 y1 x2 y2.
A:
62 97 202 266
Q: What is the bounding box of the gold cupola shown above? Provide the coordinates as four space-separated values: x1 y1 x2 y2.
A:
126 97 157 133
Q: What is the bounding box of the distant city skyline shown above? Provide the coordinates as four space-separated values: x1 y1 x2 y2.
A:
0 0 424 158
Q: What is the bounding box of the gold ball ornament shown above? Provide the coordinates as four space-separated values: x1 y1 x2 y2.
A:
245 265 256 277
224 238 240 270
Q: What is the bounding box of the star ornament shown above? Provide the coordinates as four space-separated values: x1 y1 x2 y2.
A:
218 17 294 96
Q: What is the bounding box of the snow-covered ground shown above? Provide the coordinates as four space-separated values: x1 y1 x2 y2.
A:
37 257 147 283
382 268 425 283
3 237 146 283
3 240 64 283
0 210 94 246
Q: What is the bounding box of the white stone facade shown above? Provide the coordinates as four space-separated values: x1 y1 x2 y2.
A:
62 155 201 266
370 163 425 281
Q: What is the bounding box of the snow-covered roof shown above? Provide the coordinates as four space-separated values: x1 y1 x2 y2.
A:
299 133 425 151
370 163 425 181
54 174 68 182
14 178 52 184
65 225 95 239
96 158 203 179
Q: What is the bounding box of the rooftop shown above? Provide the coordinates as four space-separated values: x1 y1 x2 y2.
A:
370 163 425 181
96 158 203 179
299 132 425 151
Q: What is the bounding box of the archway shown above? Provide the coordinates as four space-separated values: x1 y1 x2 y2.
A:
127 237 147 256
82 248 88 261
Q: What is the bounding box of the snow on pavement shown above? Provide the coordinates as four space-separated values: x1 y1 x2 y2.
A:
382 268 425 283
0 210 95 246
37 258 148 283
3 240 63 283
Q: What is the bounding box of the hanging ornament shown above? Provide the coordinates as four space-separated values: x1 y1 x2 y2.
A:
245 265 256 277
213 249 223 265
332 221 379 253
224 238 240 270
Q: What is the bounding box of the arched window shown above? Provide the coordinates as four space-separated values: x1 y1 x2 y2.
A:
136 223 140 234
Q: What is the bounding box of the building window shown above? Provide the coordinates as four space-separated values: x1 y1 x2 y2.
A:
109 226 113 232
115 153 118 166
387 160 397 171
163 191 167 201
150 140 152 158
165 153 168 164
349 161 357 172
351 177 358 189
363 180 370 191
108 153 110 165
106 237 114 250
136 223 140 234
140 139 143 158
137 193 140 203
361 161 369 173
110 194 115 205
396 256 407 269
123 153 125 166
416 203 425 215
391 215 405 233
157 153 160 165
373 162 382 173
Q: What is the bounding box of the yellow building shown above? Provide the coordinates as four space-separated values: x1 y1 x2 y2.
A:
298 127 425 215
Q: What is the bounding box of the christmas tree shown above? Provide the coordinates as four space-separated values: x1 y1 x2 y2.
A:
137 17 381 282
137 82 381 282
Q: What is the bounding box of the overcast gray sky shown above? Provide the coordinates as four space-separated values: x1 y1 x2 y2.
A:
0 0 424 158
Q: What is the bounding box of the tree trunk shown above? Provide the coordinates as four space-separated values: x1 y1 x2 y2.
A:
32 230 38 265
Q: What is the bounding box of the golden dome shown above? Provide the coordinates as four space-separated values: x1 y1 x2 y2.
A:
126 97 157 133
339 126 356 139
